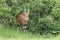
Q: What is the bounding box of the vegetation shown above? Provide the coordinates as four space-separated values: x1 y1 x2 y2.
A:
0 0 60 37
0 25 60 40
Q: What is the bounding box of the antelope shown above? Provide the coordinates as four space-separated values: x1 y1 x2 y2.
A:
17 8 29 32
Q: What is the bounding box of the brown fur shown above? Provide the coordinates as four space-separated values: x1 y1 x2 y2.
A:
17 12 29 32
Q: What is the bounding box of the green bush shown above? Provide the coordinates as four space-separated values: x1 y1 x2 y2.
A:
0 0 60 34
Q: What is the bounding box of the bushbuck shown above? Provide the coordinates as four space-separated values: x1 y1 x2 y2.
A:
17 9 29 32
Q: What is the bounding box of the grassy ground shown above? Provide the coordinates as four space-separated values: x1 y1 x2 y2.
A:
0 25 60 40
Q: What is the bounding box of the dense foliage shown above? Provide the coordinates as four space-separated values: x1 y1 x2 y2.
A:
0 0 60 34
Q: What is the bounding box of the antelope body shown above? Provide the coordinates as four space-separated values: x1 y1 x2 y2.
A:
17 9 29 32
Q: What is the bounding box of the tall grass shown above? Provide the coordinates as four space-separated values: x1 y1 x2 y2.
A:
0 24 60 40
